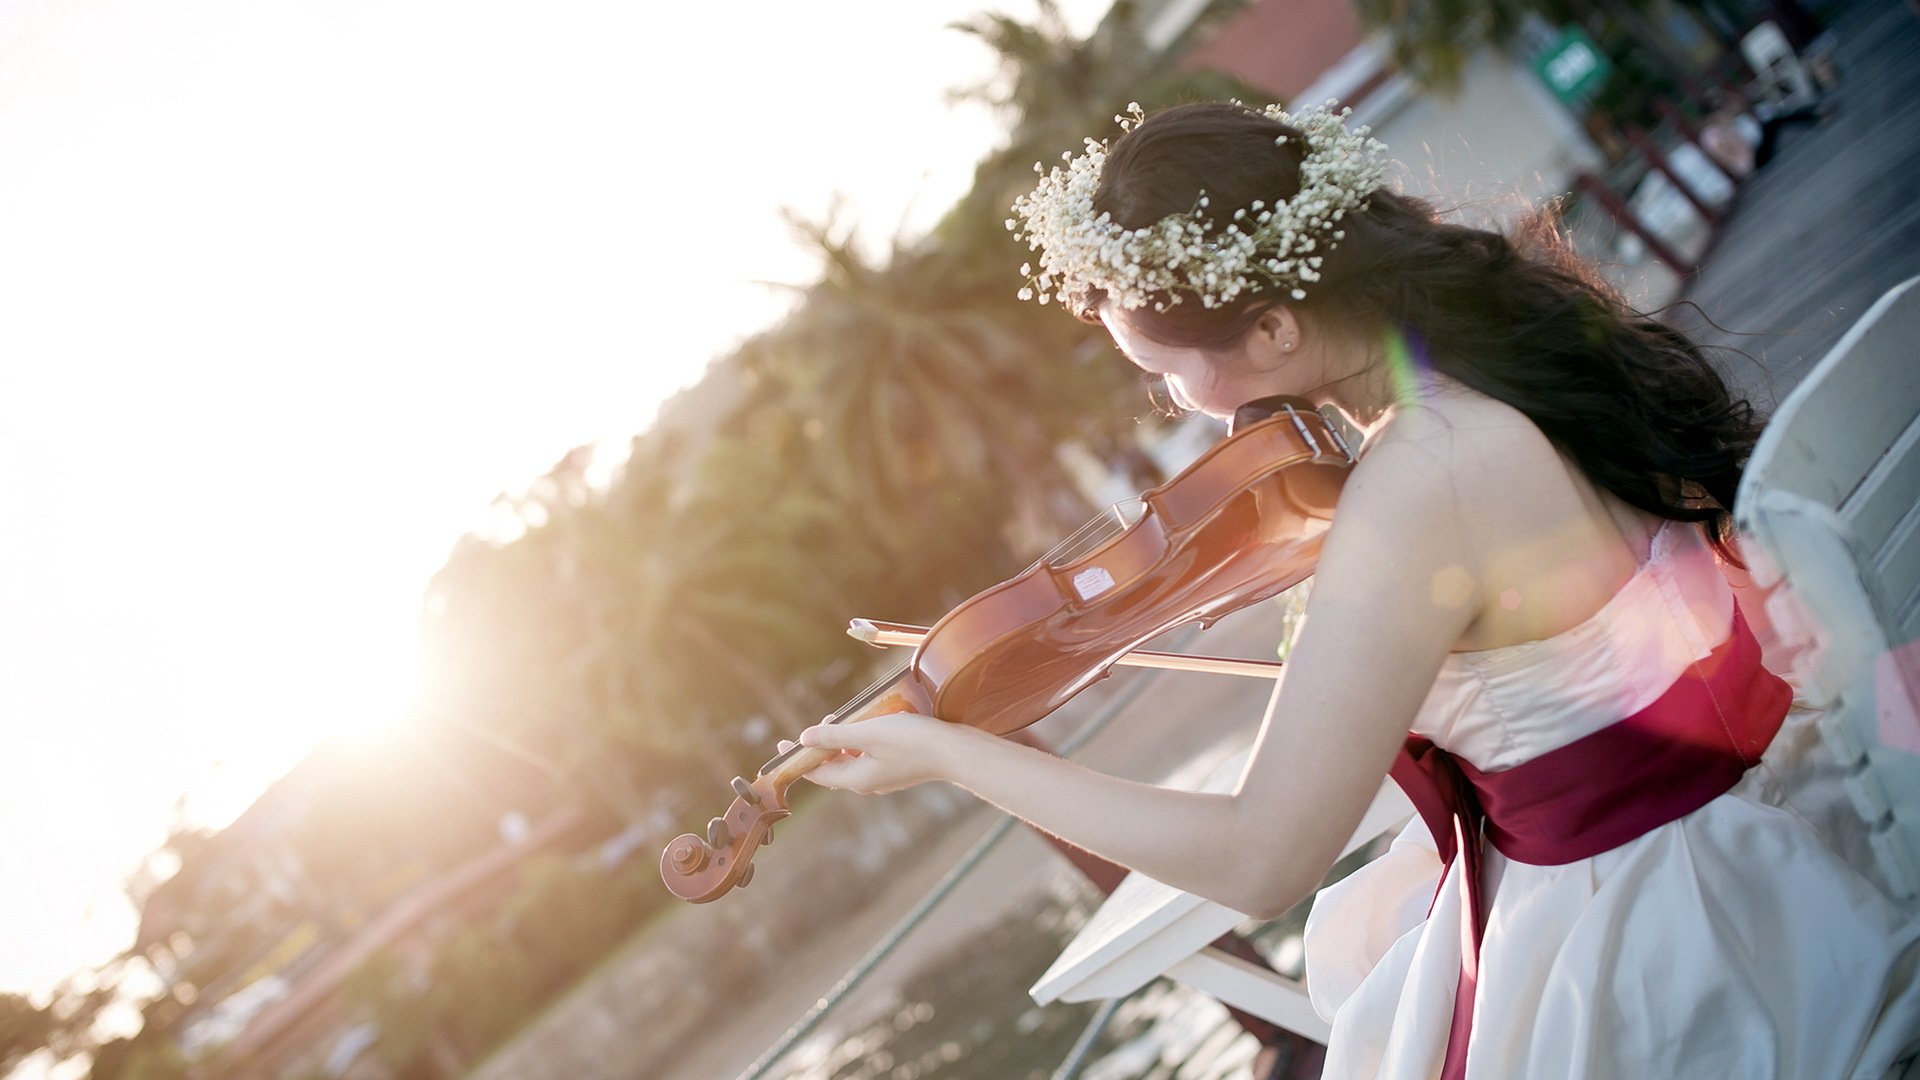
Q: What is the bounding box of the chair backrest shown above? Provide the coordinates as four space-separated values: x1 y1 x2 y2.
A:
1741 20 1819 112
1735 275 1920 902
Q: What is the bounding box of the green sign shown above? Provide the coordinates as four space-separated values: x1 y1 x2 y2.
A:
1532 27 1611 108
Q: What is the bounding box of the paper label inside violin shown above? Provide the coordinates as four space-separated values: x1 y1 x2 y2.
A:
1072 566 1117 600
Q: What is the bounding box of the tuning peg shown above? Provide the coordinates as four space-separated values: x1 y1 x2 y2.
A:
738 863 755 887
730 776 761 805
706 817 732 849
665 835 708 874
760 827 773 845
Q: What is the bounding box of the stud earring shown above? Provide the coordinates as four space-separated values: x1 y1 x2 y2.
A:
1282 341 1296 352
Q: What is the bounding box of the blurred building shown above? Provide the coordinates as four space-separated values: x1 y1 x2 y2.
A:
1148 0 1608 230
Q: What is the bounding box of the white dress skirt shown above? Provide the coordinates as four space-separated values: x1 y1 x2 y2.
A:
1303 522 1920 1078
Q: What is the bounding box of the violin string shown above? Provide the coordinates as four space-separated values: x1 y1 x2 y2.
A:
823 662 912 725
757 660 911 774
1033 501 1136 570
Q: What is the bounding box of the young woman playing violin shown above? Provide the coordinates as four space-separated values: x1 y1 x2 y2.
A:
789 102 1920 1077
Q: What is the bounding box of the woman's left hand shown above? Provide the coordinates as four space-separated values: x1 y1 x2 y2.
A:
784 712 970 795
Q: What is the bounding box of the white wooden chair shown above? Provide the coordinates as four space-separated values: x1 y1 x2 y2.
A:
1029 750 1411 1043
1734 274 1920 903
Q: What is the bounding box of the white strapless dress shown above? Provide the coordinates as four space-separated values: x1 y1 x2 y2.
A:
1303 521 1920 1078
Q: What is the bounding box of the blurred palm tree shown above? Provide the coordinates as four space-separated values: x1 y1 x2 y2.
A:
742 207 1121 598
419 486 653 817
416 440 756 817
939 0 1252 266
738 0 1257 585
615 429 853 740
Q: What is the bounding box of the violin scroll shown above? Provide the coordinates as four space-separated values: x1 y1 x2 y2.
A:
661 686 930 903
658 751 819 902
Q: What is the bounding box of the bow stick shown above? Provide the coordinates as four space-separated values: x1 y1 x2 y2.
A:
847 618 1286 681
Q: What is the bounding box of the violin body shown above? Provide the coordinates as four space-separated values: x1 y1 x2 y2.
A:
661 398 1353 903
917 403 1348 734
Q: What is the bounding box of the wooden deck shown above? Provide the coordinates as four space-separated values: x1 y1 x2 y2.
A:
1666 0 1920 411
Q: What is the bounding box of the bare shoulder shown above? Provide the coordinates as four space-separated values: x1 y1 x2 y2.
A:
1334 392 1541 534
1348 389 1583 529
1355 389 1556 487
1311 394 1506 626
1339 385 1666 649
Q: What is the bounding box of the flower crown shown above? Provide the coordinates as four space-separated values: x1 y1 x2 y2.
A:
1006 102 1390 313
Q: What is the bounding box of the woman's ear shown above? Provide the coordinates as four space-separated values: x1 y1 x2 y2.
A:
1244 306 1302 372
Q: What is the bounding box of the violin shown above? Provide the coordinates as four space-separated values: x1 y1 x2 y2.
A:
659 396 1354 902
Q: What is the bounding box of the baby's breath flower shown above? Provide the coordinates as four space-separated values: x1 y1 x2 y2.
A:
1007 102 1388 312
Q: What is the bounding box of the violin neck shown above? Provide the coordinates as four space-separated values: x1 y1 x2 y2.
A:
755 662 929 781
763 745 838 793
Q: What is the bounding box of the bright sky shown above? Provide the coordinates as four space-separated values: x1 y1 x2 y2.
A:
0 0 1112 1002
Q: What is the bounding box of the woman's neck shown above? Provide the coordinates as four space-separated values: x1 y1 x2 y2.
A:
1307 350 1401 438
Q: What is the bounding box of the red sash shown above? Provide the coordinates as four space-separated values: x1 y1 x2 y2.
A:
1388 607 1792 1079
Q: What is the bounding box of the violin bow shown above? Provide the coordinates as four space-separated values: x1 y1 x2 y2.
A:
847 619 1286 681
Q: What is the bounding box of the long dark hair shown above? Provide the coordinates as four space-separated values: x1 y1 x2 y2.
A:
1087 102 1763 558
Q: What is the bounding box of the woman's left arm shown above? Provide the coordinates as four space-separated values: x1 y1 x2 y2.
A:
801 430 1481 920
